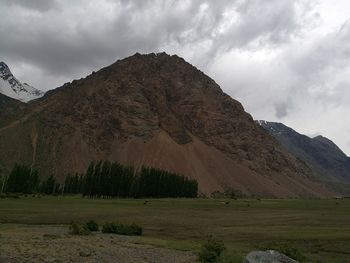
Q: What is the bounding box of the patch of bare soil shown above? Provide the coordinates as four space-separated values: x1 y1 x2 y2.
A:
0 224 196 263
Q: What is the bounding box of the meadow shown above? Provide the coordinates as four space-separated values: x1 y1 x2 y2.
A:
1 196 350 262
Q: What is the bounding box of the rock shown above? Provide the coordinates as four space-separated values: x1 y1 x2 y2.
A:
244 250 298 263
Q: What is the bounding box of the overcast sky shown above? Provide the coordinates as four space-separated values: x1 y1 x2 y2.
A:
1 0 350 154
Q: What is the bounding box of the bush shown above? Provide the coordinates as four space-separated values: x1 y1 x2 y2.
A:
69 222 91 235
280 247 306 262
85 220 99 231
198 236 226 263
224 188 243 199
102 222 142 236
262 243 306 262
6 193 20 199
218 251 243 263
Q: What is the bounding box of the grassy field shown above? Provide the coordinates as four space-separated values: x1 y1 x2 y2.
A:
1 196 350 262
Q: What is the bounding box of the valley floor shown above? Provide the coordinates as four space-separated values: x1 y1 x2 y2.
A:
1 197 350 262
0 224 195 263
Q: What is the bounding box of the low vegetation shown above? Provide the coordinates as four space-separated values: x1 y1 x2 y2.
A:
198 236 243 263
85 220 99 231
102 222 142 236
198 236 226 263
211 188 244 199
69 220 142 236
282 247 306 262
261 244 306 262
68 222 91 235
0 197 349 262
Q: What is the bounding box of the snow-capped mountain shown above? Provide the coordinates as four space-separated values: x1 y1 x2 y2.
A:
0 62 44 102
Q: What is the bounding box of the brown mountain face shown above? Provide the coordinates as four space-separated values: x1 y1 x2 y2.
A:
0 53 332 197
0 93 26 127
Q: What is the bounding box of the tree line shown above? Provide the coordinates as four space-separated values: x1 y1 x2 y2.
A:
1 161 198 198
82 161 198 198
1 164 62 195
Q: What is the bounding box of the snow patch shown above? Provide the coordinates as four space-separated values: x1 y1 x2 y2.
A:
256 120 268 126
0 62 44 102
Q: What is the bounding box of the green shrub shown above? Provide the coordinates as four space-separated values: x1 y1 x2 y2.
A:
262 243 306 262
69 222 91 235
102 222 142 236
85 220 99 231
280 247 306 262
198 236 226 263
218 251 243 263
129 223 143 235
6 193 20 199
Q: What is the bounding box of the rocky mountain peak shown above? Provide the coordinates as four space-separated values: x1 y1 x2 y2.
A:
0 61 44 102
0 62 14 82
0 61 10 72
0 53 333 197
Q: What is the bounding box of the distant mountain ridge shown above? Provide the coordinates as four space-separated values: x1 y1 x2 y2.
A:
0 62 44 102
257 120 350 195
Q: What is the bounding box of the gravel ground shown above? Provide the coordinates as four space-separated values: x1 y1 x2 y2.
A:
0 224 196 263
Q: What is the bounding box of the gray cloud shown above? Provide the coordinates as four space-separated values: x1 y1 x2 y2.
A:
0 0 350 155
0 0 305 83
275 103 289 119
209 14 350 154
3 0 58 12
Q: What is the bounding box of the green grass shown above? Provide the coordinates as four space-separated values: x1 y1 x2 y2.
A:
1 196 350 262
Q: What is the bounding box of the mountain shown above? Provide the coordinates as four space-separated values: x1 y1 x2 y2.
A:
0 53 332 197
0 62 44 102
0 93 26 127
257 120 350 195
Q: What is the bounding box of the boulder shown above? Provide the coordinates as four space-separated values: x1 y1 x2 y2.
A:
244 250 298 263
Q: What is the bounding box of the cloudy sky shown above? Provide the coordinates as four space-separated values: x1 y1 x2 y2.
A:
1 0 350 154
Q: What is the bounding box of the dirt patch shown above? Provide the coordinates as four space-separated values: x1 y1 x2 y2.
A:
0 224 196 263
